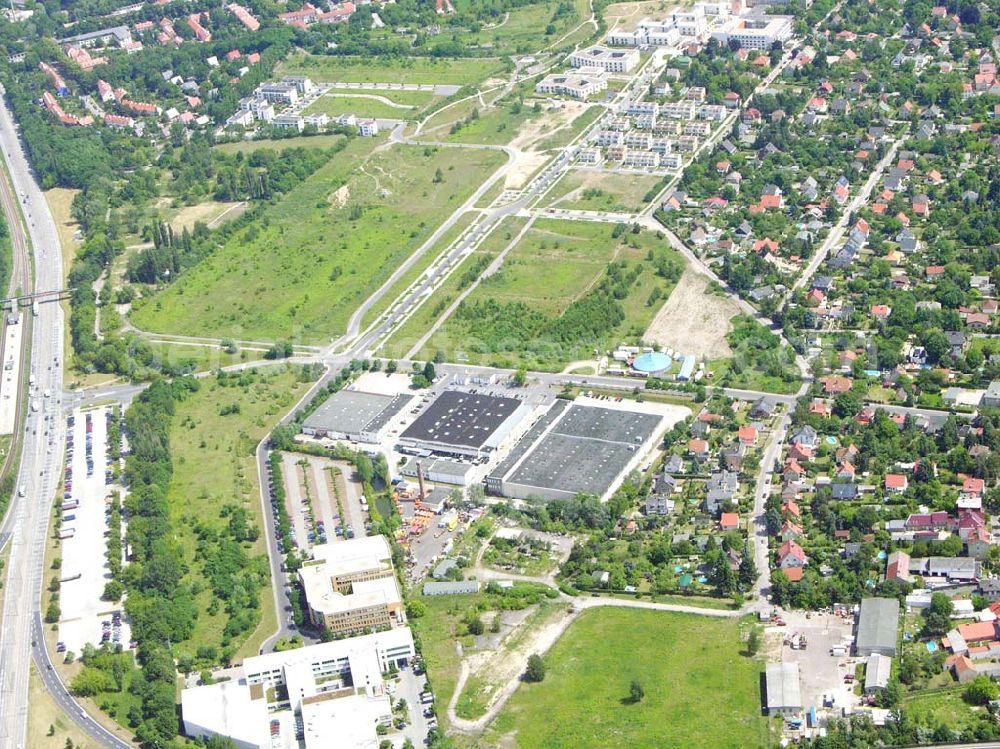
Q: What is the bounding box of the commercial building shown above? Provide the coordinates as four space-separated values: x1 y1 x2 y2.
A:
710 12 794 50
535 70 607 99
399 457 477 486
856 597 900 656
298 536 405 636
397 390 529 459
569 45 640 74
765 662 802 716
864 653 892 693
182 628 415 749
486 400 663 501
301 390 410 443
423 580 480 595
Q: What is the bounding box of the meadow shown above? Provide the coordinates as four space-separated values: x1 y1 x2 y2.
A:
131 137 506 344
413 219 684 370
473 608 770 749
277 54 505 86
167 365 318 661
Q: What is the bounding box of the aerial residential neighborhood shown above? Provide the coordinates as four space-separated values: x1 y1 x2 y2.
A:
0 0 999 748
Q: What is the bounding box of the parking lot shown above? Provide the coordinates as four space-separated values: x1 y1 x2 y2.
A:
772 608 859 722
278 452 369 553
57 405 131 654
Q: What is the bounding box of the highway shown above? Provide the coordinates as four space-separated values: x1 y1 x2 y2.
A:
0 91 130 749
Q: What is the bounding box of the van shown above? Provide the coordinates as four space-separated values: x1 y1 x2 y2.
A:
18 485 25 497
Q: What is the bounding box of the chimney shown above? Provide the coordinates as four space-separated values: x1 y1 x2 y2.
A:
417 461 427 501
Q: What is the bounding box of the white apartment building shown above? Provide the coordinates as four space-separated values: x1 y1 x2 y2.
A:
535 70 607 99
182 629 415 749
625 131 653 149
661 101 696 119
650 137 674 154
660 152 683 168
577 147 604 164
256 82 299 104
699 104 728 120
570 45 639 73
627 101 658 117
595 129 625 147
624 150 661 168
711 12 793 49
683 121 712 136
635 114 657 130
677 134 700 151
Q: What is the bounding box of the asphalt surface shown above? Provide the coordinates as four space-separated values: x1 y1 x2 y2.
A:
0 91 130 749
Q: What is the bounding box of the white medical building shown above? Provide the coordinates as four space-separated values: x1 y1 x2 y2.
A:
182 628 416 749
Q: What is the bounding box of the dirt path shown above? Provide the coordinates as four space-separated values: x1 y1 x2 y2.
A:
643 269 741 359
447 595 740 733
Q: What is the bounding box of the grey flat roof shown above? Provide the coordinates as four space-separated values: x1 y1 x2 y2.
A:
402 458 472 479
302 390 406 436
865 653 892 691
400 390 522 450
423 580 480 595
502 404 661 497
765 662 801 711
857 598 900 654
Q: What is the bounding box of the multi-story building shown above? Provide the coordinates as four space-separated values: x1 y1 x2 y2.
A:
677 134 700 151
182 629 415 749
570 45 639 73
627 101 658 117
625 131 653 149
661 101 696 119
535 70 607 99
711 12 794 49
256 82 299 104
595 129 625 147
623 150 661 169
606 143 628 161
650 137 674 154
660 152 683 168
635 114 657 130
699 104 728 120
683 121 712 136
577 147 604 165
299 536 406 636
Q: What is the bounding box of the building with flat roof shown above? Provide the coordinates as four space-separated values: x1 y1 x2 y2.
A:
569 45 639 73
182 628 414 749
856 597 900 656
487 401 663 501
400 457 476 486
301 390 410 443
536 69 607 99
710 12 793 49
397 390 529 459
423 580 480 595
765 662 802 716
298 536 405 635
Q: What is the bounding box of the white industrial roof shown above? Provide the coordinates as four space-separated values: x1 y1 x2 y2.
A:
765 662 802 711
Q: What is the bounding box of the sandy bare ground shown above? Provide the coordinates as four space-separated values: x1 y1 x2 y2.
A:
643 269 740 359
509 101 591 153
504 151 550 189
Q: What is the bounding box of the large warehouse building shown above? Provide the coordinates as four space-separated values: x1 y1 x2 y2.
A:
856 597 900 656
397 390 530 459
301 389 411 443
487 400 663 501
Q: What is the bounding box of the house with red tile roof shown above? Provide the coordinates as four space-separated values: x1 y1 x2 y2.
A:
778 540 807 569
885 474 908 493
720 512 740 530
738 425 758 446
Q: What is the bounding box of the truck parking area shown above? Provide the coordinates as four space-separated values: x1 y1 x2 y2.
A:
56 405 131 654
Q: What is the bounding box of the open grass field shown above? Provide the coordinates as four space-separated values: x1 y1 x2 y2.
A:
131 138 506 344
381 215 529 358
473 608 769 749
448 0 594 54
358 210 478 331
277 54 505 86
413 219 684 369
141 340 258 372
301 93 434 121
543 169 661 213
902 687 993 734
29 665 100 749
214 133 350 155
167 365 318 661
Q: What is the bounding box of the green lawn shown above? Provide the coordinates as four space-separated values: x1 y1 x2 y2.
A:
475 608 768 749
277 54 505 86
445 97 545 146
131 138 506 344
414 219 683 369
141 341 255 372
167 365 318 660
302 93 437 121
544 170 662 213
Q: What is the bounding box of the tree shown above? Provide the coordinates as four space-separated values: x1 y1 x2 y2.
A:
513 368 527 387
964 675 999 705
629 679 645 703
747 625 762 655
423 361 436 382
467 616 484 636
525 654 546 682
923 592 954 636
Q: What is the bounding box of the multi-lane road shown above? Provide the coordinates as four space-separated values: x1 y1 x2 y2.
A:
0 91 130 749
